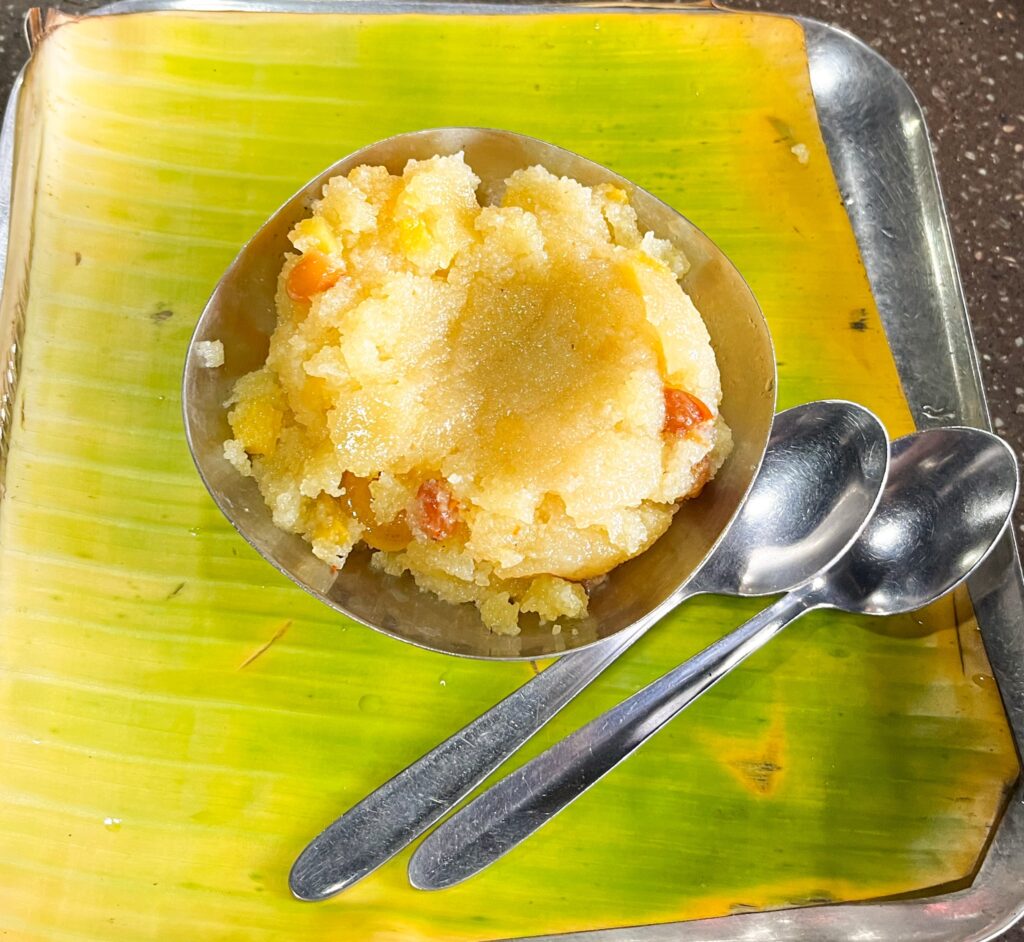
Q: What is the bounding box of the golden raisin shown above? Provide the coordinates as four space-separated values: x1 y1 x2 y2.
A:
340 471 412 551
286 250 341 301
663 387 713 435
364 515 413 552
416 478 459 541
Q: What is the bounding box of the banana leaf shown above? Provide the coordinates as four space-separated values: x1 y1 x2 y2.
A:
0 6 1016 941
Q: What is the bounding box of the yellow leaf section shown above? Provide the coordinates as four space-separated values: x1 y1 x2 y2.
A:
0 8 1016 942
698 701 788 798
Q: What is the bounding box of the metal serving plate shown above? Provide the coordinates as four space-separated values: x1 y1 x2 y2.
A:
0 2 1021 940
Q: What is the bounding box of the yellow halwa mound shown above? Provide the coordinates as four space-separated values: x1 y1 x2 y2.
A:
224 153 730 635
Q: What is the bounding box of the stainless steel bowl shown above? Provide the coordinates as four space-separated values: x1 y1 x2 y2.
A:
182 127 776 659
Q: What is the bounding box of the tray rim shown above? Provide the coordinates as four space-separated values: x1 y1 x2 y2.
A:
0 3 1021 941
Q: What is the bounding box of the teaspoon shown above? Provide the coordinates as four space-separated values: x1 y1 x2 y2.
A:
290 399 887 899
408 425 1018 890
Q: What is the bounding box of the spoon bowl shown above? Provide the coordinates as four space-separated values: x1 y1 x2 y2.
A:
821 427 1020 615
182 127 776 659
690 398 889 596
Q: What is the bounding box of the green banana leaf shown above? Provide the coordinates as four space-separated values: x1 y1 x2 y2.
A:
0 6 1016 940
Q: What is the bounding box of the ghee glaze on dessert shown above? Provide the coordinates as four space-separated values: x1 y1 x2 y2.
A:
223 154 731 634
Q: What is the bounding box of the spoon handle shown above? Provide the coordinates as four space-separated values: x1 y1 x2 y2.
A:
408 589 814 891
289 600 680 901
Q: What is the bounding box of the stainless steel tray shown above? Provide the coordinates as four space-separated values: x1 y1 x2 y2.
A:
0 3 1021 941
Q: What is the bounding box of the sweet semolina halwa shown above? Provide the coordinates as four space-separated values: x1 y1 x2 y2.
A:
223 153 730 634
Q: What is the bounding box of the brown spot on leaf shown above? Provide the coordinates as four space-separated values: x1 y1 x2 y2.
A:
767 115 794 143
701 709 787 798
790 892 837 906
730 758 783 795
849 309 869 332
239 620 292 669
728 903 760 915
151 308 174 324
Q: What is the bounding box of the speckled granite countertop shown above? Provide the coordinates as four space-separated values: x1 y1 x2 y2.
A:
1 1 1020 938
